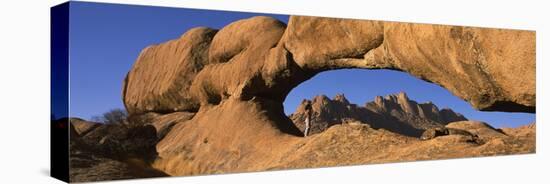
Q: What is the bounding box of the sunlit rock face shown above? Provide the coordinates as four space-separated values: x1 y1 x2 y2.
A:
120 15 535 176
123 16 535 118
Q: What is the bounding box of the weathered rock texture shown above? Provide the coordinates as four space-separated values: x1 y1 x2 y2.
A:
70 118 100 137
502 123 536 137
68 120 168 182
123 27 217 115
123 16 535 117
289 92 467 136
119 15 536 177
273 121 534 170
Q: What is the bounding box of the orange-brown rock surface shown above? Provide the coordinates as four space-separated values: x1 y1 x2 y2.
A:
118 16 535 177
124 16 535 117
502 123 536 137
273 121 534 170
70 118 100 137
123 27 217 115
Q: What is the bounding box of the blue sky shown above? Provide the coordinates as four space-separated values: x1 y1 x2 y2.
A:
67 2 534 128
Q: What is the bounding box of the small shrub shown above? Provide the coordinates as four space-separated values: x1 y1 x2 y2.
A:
92 108 128 124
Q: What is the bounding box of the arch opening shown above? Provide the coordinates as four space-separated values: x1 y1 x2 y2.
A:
283 68 535 136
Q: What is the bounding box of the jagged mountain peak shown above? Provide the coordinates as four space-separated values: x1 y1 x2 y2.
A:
312 94 330 103
396 91 409 100
333 93 350 105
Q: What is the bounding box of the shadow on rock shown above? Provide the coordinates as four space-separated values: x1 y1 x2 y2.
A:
69 119 168 182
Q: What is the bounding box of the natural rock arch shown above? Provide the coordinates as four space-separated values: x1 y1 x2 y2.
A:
121 15 535 176
123 16 535 118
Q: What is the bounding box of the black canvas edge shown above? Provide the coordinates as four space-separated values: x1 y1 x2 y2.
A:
51 1 70 183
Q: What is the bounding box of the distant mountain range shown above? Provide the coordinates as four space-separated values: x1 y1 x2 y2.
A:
289 92 467 137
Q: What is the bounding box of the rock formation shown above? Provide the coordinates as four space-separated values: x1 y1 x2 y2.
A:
123 16 535 119
110 15 536 179
68 119 168 182
70 118 100 137
123 27 217 115
420 127 480 143
446 121 508 140
501 123 536 137
289 92 467 136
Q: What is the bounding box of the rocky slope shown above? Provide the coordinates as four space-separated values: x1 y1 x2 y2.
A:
68 119 168 182
272 121 535 170
69 115 535 182
289 92 466 136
